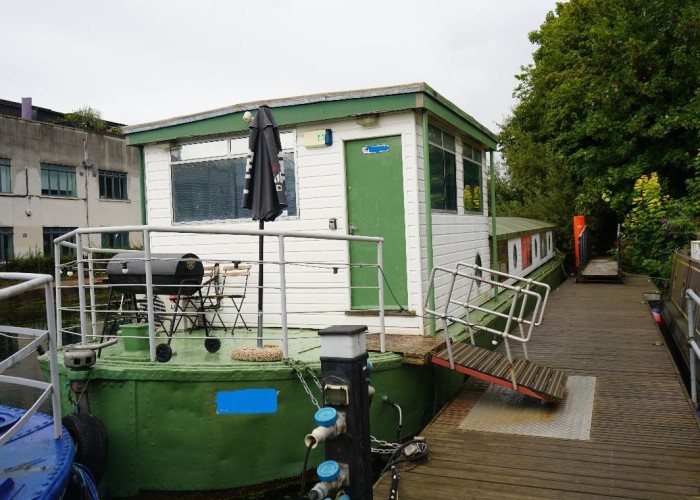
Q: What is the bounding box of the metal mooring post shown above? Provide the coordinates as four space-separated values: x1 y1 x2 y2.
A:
316 324 373 500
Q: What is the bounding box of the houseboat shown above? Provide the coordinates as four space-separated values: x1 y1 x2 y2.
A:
660 245 700 392
35 83 564 496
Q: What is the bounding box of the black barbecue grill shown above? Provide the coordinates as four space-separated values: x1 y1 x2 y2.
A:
105 252 204 295
102 252 220 361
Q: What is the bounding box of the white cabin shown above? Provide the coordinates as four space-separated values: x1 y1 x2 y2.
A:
123 83 503 335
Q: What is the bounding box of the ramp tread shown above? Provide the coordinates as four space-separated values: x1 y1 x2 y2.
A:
432 340 567 402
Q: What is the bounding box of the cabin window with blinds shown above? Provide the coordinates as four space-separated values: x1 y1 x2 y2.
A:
99 170 127 200
463 144 483 213
41 163 76 197
0 158 10 193
171 146 297 224
428 124 456 212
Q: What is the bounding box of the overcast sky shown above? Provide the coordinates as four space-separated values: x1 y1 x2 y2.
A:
4 1 560 133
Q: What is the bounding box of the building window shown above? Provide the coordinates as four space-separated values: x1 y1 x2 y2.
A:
0 158 11 194
534 238 539 259
99 170 127 200
428 124 456 212
513 243 518 269
474 253 483 278
0 227 13 262
171 152 297 223
43 227 76 256
101 232 130 249
41 163 76 197
463 144 483 213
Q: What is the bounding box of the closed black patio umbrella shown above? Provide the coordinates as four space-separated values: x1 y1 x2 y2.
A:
242 105 287 346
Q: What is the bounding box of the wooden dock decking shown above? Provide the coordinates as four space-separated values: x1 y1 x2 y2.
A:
374 276 700 499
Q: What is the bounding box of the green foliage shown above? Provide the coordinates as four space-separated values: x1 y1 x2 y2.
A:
499 0 700 273
64 106 106 132
3 248 67 275
621 172 698 279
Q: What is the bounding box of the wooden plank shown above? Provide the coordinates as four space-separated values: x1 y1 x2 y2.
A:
375 276 700 499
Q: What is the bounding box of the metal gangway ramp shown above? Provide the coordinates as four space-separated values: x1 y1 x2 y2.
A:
425 263 568 403
576 224 623 283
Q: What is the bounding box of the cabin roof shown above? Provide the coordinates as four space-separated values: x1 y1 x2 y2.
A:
491 217 555 240
122 82 498 149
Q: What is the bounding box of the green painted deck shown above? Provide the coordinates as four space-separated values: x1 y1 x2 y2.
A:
374 275 700 499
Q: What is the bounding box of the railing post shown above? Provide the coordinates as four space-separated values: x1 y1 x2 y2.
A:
88 251 98 340
687 291 697 407
377 240 385 353
76 234 88 345
278 235 289 359
143 229 156 362
54 248 63 348
44 280 62 439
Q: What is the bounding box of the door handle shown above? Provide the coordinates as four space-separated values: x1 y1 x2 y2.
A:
349 224 357 235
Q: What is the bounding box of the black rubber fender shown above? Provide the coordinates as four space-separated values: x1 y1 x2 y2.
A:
62 413 109 485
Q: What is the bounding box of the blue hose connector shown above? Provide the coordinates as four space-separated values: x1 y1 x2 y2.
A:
317 460 340 482
314 407 338 427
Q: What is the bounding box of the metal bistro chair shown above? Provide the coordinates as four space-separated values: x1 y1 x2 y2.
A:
200 263 226 331
219 261 251 332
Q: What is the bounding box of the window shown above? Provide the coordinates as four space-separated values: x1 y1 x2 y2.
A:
0 227 13 261
521 235 532 269
513 243 518 269
428 124 456 211
463 144 483 213
99 170 127 200
43 227 76 256
101 232 130 249
497 240 508 273
0 158 10 193
41 163 76 197
171 152 297 223
474 253 483 278
534 238 539 259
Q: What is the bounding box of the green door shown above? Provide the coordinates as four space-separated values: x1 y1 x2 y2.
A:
345 136 408 310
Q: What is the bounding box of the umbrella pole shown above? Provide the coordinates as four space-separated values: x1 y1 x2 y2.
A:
257 220 264 347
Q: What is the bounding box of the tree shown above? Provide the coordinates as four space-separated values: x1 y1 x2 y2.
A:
500 0 700 265
64 106 106 132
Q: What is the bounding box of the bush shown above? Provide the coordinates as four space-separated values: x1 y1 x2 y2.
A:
621 172 698 282
3 248 73 275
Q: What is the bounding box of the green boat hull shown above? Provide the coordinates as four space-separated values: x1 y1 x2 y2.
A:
43 344 464 497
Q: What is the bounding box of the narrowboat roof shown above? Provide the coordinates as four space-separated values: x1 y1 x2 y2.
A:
122 82 498 149
491 217 555 240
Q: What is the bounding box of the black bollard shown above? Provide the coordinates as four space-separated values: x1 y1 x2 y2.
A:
318 324 372 500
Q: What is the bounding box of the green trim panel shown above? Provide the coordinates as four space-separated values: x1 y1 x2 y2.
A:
422 94 498 149
127 94 417 146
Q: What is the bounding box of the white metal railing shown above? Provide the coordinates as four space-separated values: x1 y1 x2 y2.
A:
424 262 551 370
53 225 386 361
0 273 62 446
685 289 700 408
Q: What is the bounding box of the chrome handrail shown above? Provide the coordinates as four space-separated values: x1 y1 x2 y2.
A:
0 273 62 446
54 225 386 361
424 262 551 371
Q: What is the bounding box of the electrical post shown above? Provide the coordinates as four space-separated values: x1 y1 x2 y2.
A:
304 325 373 499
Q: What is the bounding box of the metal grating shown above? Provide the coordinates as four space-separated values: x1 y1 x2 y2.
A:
458 376 596 441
